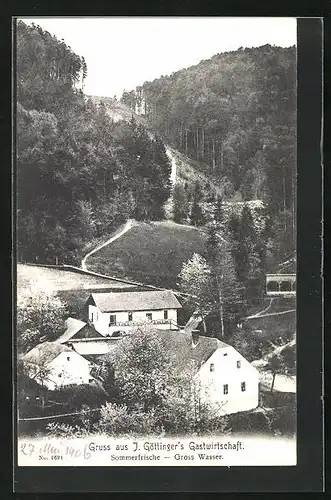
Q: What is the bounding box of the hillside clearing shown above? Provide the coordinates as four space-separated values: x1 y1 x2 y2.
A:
86 221 210 289
17 263 137 293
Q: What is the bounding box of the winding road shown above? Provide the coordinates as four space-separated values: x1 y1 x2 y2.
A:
165 147 177 186
245 298 274 319
81 219 134 271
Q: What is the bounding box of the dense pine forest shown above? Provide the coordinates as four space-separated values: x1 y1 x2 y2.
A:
16 21 172 265
122 45 296 258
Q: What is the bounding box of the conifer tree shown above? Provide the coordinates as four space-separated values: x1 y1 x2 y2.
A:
204 223 246 337
179 253 214 333
173 185 188 223
190 198 204 226
227 204 266 305
214 195 224 226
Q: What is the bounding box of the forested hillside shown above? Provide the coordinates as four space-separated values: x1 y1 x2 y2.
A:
17 20 296 273
16 21 172 265
122 45 296 259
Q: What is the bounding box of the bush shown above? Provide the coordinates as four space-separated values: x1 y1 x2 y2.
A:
270 405 296 436
50 384 108 411
228 410 272 434
196 406 230 436
97 402 161 437
227 330 269 362
45 422 90 438
155 394 196 435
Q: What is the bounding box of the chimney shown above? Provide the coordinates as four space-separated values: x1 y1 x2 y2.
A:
192 330 199 347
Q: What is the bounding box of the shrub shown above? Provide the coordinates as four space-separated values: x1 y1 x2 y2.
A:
270 405 296 436
97 402 161 437
46 422 90 438
50 384 108 411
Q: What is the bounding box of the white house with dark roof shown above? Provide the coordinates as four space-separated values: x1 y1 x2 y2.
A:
193 337 259 415
22 341 91 390
85 290 182 336
55 317 122 357
139 329 259 416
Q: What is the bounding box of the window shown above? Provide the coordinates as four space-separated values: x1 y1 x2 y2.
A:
223 384 228 395
58 373 62 378
210 363 215 372
128 311 133 322
109 315 116 326
164 310 168 320
146 313 152 321
67 356 70 361
91 312 94 322
223 353 228 357
280 281 291 292
241 382 246 392
237 360 241 369
267 281 279 292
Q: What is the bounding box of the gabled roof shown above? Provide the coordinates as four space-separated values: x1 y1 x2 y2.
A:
22 342 74 366
56 317 87 343
155 330 227 374
89 290 182 312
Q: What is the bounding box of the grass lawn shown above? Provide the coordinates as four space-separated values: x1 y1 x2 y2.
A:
17 263 134 292
244 310 296 340
86 221 209 289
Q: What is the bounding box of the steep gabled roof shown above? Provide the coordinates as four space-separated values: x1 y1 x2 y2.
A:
22 342 74 366
56 318 104 344
90 290 182 312
154 330 227 374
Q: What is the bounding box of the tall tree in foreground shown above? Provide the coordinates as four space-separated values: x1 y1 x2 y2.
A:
17 286 68 353
105 328 172 412
99 328 229 436
178 253 214 333
204 223 246 337
265 353 287 393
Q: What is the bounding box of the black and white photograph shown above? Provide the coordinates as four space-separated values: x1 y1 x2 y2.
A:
15 16 299 467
